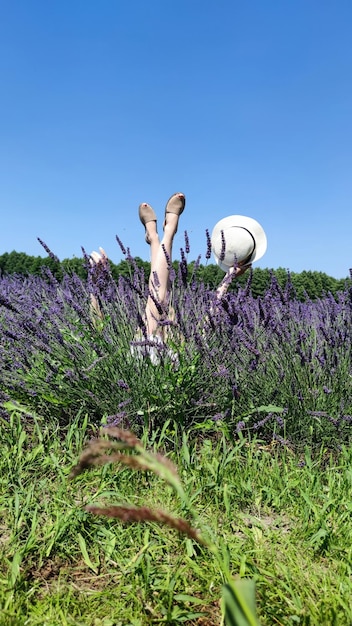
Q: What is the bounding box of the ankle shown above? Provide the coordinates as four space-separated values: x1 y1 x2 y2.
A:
145 228 158 245
163 215 178 235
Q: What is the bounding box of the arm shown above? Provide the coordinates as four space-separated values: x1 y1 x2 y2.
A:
215 263 252 300
89 247 109 322
203 263 252 333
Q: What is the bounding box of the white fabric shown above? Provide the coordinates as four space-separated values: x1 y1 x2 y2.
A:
130 334 179 367
211 215 267 271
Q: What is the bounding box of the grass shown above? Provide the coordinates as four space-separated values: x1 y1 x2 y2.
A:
1 412 352 625
1 240 352 626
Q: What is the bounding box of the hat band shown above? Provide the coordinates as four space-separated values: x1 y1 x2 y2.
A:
236 227 256 263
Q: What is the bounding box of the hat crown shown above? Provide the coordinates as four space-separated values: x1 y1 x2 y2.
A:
211 215 267 271
214 226 255 265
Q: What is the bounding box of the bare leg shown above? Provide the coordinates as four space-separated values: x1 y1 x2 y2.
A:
142 193 185 337
148 214 179 291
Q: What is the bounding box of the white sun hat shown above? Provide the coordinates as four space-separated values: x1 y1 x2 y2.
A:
211 215 267 271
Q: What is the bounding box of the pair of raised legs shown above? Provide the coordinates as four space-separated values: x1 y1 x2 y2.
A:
90 192 251 336
139 192 251 339
139 192 185 338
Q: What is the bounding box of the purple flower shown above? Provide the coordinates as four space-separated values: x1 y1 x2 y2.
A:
0 294 19 313
117 380 129 390
272 434 290 446
342 415 352 423
106 413 128 426
219 230 226 263
161 244 171 269
205 229 212 260
184 230 190 254
115 235 127 255
37 238 60 263
253 413 273 430
152 271 161 289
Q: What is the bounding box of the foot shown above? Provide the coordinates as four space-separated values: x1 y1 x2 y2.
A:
163 192 186 232
139 203 157 244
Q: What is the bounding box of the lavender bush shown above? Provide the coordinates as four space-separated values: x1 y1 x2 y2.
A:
0 245 351 450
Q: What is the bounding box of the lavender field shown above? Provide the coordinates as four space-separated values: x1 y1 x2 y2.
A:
1 251 352 450
1 251 352 625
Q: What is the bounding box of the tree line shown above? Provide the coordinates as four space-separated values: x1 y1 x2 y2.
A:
0 250 350 300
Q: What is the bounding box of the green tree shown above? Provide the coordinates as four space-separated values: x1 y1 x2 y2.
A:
0 250 350 300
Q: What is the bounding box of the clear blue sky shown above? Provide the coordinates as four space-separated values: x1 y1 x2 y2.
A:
1 0 351 278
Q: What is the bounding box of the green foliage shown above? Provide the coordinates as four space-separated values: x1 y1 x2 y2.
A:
1 412 352 624
0 250 348 299
0 250 61 277
2 267 351 448
223 579 260 626
1 242 352 624
70 426 260 625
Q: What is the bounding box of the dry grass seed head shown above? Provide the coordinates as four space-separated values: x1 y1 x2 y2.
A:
86 504 205 545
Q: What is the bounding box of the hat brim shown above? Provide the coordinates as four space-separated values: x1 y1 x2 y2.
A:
211 215 267 271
